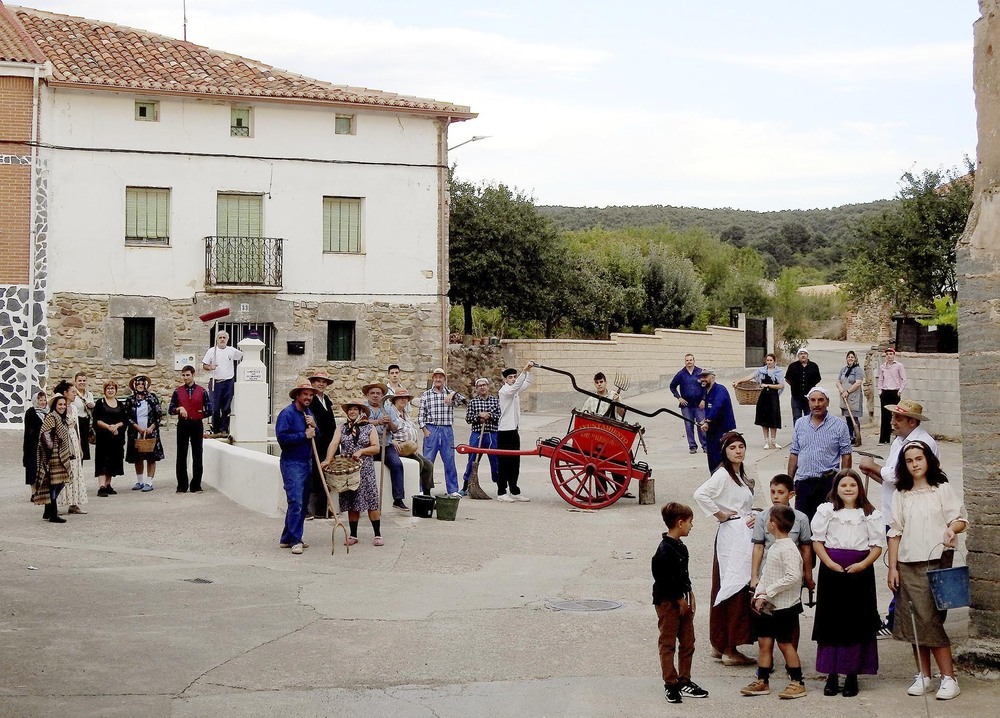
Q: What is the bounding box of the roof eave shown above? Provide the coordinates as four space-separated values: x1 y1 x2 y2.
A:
43 78 477 121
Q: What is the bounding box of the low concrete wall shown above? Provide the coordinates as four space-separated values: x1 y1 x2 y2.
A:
501 324 747 412
203 440 422 517
896 351 961 440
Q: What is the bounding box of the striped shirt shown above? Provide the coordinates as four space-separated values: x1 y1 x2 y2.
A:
465 396 501 432
789 411 852 478
417 387 467 427
877 360 907 392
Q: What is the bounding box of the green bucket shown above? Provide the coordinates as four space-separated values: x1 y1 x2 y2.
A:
435 494 460 521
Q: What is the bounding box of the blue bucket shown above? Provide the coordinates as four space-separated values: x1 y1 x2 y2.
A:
927 565 970 610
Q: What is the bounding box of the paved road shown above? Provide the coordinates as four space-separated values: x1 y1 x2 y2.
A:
1 345 993 717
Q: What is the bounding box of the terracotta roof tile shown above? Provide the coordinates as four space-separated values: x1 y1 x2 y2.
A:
0 2 44 62
5 4 473 117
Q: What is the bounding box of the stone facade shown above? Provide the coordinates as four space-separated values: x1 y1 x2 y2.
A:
845 292 893 344
955 0 1000 670
43 292 443 412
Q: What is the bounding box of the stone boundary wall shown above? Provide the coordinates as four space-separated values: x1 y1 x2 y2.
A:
896 351 961 440
846 293 893 344
500 325 746 412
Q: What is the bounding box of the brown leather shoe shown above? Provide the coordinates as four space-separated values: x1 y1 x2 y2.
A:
68 505 87 514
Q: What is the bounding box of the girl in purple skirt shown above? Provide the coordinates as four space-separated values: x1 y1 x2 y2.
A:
810 469 885 697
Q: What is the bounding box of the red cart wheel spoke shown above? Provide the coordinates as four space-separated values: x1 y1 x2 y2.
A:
550 427 634 509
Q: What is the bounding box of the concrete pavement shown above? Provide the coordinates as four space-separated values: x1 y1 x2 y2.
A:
1 345 996 717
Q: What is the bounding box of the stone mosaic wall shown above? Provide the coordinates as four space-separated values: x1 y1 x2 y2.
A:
0 156 48 425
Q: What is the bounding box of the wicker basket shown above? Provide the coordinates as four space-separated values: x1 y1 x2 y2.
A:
134 437 157 453
734 380 763 406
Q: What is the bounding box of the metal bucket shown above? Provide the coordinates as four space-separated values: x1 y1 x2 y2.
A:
411 494 435 519
927 565 970 610
435 494 460 521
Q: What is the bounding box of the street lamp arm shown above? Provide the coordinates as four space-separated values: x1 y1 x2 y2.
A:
448 135 491 151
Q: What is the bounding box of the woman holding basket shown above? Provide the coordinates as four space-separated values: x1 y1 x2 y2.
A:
124 375 164 492
322 399 383 546
736 353 785 450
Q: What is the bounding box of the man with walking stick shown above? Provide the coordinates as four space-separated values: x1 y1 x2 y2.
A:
275 382 316 555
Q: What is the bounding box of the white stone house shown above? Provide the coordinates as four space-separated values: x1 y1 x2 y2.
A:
0 3 474 423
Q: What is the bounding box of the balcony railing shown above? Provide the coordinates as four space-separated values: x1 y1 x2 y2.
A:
205 236 283 289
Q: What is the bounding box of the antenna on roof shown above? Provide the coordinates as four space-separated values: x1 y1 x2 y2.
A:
183 0 188 42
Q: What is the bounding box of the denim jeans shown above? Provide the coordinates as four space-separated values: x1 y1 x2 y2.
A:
422 424 458 494
463 430 499 483
680 405 706 450
211 378 235 434
279 457 311 545
374 440 405 501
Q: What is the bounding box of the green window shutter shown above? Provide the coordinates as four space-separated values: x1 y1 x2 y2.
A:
125 187 170 242
217 194 262 237
323 197 361 252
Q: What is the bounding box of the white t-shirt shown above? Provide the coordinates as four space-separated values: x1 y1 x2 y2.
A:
202 345 244 381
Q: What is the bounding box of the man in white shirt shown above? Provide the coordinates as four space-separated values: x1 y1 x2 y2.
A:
496 362 533 503
201 331 244 436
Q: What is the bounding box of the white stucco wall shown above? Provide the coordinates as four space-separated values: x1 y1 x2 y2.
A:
40 88 445 300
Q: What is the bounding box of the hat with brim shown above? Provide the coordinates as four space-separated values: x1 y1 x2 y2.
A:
700 367 716 376
288 381 316 400
886 400 929 422
389 389 414 403
308 370 333 385
341 399 371 417
430 367 447 377
129 375 151 392
362 382 388 396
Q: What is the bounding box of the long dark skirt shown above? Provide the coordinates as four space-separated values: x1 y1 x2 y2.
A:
813 547 880 674
754 387 781 429
710 541 754 651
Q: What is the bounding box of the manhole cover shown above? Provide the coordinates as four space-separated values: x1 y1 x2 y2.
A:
546 599 623 612
180 578 213 584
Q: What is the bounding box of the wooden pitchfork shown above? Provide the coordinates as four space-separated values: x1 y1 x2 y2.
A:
311 437 349 554
613 372 631 395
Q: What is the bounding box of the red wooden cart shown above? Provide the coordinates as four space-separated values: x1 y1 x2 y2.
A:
456 363 695 509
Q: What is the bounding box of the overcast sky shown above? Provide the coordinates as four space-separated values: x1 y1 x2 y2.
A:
21 0 980 210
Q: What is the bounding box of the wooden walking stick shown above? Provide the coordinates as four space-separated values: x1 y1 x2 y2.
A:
311 437 349 554
466 425 492 500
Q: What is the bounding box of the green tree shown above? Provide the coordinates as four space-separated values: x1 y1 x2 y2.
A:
846 163 973 309
448 178 560 334
642 248 705 329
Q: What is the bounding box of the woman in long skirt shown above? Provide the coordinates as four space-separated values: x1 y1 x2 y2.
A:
93 380 128 495
32 395 74 523
54 381 87 515
693 431 757 665
736 354 784 449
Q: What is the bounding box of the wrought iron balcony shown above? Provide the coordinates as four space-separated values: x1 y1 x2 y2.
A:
205 236 283 289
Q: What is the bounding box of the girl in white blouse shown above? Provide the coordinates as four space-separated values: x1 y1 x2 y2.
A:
887 441 967 701
810 470 884 697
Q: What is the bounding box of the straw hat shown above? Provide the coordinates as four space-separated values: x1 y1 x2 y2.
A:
361 382 388 395
886 399 929 422
341 399 371 417
307 370 334 385
129 375 151 392
389 389 414 403
430 367 447 377
288 382 316 400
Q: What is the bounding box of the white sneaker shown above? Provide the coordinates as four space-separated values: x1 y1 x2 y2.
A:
511 494 530 502
447 491 462 498
291 543 305 555
764 441 770 449
772 442 782 449
496 494 515 503
935 676 960 700
907 674 933 696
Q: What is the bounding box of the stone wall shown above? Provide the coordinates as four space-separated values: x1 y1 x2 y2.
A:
895 352 961 440
500 325 746 412
845 292 893 344
955 0 1000 668
44 292 444 413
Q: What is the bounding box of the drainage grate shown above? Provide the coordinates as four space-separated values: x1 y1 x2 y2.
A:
180 578 213 584
546 599 623 612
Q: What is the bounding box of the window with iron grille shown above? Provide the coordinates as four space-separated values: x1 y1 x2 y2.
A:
322 197 362 253
335 114 355 135
125 187 170 245
231 107 252 137
327 321 356 361
123 318 155 360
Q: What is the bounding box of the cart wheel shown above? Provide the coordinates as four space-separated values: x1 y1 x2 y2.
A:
550 427 635 509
